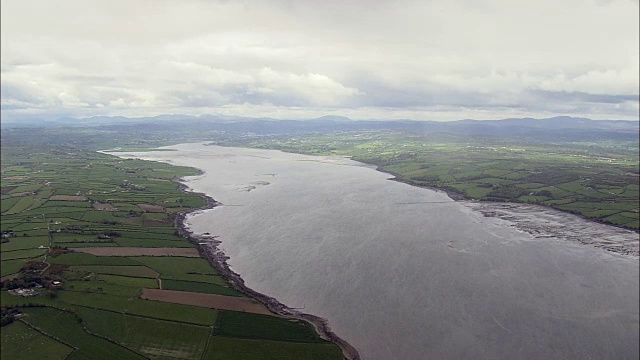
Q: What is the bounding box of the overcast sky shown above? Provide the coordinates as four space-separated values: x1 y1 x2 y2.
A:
1 0 638 121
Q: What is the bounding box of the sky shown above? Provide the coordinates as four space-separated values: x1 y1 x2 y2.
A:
1 0 638 122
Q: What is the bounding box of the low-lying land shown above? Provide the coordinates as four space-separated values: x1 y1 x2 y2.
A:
1 145 345 359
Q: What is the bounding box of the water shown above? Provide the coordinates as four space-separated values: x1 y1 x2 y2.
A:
117 143 639 360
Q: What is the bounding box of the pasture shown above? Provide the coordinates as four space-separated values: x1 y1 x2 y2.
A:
0 145 344 359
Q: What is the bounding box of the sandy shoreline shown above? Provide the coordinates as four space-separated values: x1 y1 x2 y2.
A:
170 171 361 360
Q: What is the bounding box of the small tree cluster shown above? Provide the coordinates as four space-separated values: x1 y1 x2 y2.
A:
0 306 21 327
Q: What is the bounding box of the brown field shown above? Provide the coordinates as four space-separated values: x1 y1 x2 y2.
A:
143 220 169 227
140 289 274 315
0 273 21 282
10 192 33 197
92 202 117 211
3 176 29 180
1 186 17 194
50 195 88 201
138 203 165 213
148 178 172 182
70 247 201 257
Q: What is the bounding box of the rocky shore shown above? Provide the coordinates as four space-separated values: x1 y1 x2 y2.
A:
462 201 639 257
381 167 638 257
171 172 361 360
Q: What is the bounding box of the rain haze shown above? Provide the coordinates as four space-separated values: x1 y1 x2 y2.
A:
1 0 639 122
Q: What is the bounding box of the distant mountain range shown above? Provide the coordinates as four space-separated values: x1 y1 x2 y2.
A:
2 114 638 130
2 114 638 143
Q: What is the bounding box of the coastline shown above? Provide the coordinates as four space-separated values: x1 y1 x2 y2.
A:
109 145 639 359
383 169 639 257
170 170 361 360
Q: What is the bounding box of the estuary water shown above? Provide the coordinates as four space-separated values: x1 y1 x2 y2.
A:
116 143 639 360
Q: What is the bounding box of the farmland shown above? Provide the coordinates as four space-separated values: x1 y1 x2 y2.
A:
1 320 74 360
1 145 343 359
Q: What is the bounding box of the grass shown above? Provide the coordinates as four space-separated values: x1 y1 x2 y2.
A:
4 196 35 215
114 238 196 248
214 311 326 343
1 236 49 252
50 253 141 266
1 248 47 261
64 281 144 298
1 320 74 360
52 233 102 243
96 274 159 288
1 197 20 213
55 242 118 248
161 279 243 297
133 257 226 285
69 265 160 278
204 336 344 360
55 291 217 326
22 306 147 360
1 258 28 277
75 307 211 360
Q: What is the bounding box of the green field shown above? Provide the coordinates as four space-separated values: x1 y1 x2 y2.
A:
133 256 227 285
1 236 49 252
76 307 211 360
96 274 159 288
0 143 350 359
1 320 74 360
214 311 327 343
1 259 28 277
69 265 160 278
162 279 243 297
205 336 345 360
50 253 141 266
22 307 146 360
1 248 47 261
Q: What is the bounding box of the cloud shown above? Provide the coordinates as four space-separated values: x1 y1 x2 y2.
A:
1 0 638 121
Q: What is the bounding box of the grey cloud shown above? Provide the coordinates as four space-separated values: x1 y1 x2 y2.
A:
527 91 639 105
1 0 638 121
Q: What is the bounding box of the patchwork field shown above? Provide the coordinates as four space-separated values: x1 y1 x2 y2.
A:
1 145 343 359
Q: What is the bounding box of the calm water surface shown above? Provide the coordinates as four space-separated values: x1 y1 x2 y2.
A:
118 143 639 360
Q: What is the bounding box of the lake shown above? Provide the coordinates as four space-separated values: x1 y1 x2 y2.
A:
116 143 639 360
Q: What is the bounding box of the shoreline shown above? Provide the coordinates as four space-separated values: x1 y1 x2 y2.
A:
382 168 639 257
240 144 637 235
110 144 638 359
171 170 361 360
388 172 639 234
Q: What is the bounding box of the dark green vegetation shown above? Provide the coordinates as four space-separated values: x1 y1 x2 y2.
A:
1 319 74 359
0 146 342 359
226 131 639 230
